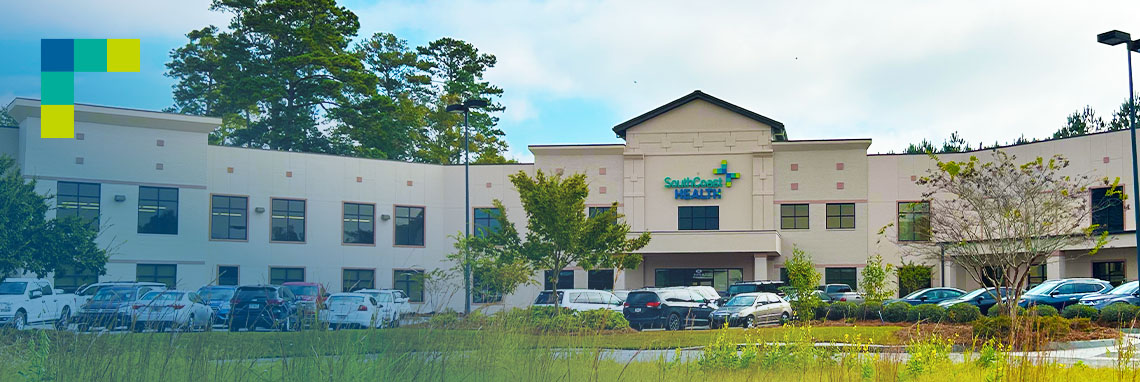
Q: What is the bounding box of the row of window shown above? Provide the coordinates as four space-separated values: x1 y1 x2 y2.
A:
541 269 617 291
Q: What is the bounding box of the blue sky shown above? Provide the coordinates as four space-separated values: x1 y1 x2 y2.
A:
4 1 1140 161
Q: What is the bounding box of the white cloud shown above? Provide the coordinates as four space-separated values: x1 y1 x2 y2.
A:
0 0 228 38
357 0 1140 153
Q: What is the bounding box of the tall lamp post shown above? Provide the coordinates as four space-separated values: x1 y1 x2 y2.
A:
1097 30 1140 281
446 98 488 315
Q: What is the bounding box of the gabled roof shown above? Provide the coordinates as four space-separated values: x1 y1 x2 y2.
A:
612 90 787 140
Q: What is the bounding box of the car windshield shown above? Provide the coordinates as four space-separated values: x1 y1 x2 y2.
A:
197 288 234 301
375 293 395 303
724 295 756 306
286 285 318 296
92 287 135 301
1025 280 1062 295
78 285 104 296
1107 281 1140 295
902 289 928 299
727 284 759 295
960 288 999 300
534 291 563 304
0 282 27 295
235 288 276 300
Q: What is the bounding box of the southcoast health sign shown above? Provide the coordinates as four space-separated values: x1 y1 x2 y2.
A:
664 160 740 200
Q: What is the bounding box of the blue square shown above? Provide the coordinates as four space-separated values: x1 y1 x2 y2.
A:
41 39 74 72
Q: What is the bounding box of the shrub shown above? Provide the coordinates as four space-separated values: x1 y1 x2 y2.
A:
814 303 830 320
1097 303 1139 326
946 303 982 323
987 305 1026 317
1060 304 1099 320
1029 315 1071 338
883 302 912 322
578 308 630 330
907 304 947 323
1025 305 1058 317
856 302 884 321
1070 317 1095 332
427 310 461 328
826 301 858 321
973 316 1013 339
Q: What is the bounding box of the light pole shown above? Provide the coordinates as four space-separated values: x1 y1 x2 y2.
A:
1097 30 1140 281
446 98 488 315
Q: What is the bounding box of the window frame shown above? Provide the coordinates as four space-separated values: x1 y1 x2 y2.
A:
342 201 376 246
56 181 101 228
677 205 720 231
217 265 239 286
1093 261 1127 286
825 267 858 290
269 266 305 284
473 207 501 238
780 204 810 230
269 197 307 243
138 186 179 235
394 205 426 247
393 269 425 303
1091 187 1125 234
342 268 376 292
136 264 177 288
897 201 931 241
544 270 576 290
209 194 249 241
825 203 856 230
587 269 615 290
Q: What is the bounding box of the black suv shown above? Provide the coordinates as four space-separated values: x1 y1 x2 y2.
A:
719 280 786 305
229 285 301 332
623 288 715 331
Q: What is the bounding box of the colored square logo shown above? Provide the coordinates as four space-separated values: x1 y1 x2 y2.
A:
39 38 140 138
41 39 74 72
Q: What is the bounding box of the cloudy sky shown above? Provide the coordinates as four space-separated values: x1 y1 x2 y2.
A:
3 1 1139 161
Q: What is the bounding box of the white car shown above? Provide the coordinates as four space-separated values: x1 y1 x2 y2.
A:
130 290 213 332
0 278 79 330
533 289 624 312
320 293 396 329
357 289 411 317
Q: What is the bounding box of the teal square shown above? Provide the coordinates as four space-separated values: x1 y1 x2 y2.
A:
41 71 74 105
73 39 107 72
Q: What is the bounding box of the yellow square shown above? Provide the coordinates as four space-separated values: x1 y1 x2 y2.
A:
107 39 140 72
41 105 75 138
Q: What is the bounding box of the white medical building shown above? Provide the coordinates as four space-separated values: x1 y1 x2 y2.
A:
4 91 1138 312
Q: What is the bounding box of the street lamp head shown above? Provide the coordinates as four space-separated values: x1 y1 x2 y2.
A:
1098 30 1132 46
445 104 465 113
1132 40 1140 53
463 99 489 109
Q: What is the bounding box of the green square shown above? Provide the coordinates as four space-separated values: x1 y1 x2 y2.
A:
41 71 74 105
73 39 107 72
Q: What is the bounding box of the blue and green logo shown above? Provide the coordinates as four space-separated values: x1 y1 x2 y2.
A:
41 39 140 138
664 160 741 200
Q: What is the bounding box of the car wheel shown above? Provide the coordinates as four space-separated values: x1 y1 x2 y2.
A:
743 315 754 329
13 311 26 330
229 324 239 332
56 307 71 330
666 314 682 331
780 312 791 325
185 314 196 331
631 323 643 331
132 323 144 333
710 320 722 330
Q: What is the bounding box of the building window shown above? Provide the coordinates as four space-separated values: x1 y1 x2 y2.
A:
825 203 855 229
54 265 97 293
654 268 743 292
825 267 857 290
271 199 306 242
138 186 178 235
1028 264 1047 288
343 203 375 244
342 269 375 292
270 267 305 284
57 181 100 228
1092 188 1125 233
780 204 809 230
395 206 425 246
473 208 501 238
588 206 612 218
1093 261 1126 286
473 273 502 304
588 270 614 290
137 264 177 288
779 268 789 284
211 195 248 240
394 270 424 302
544 270 575 290
217 266 238 286
898 202 930 241
678 206 719 230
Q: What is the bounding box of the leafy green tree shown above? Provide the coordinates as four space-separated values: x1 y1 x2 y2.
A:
415 38 511 164
165 0 373 154
444 233 534 309
0 108 18 126
858 253 894 305
485 170 650 310
896 262 932 297
785 247 822 322
0 156 109 280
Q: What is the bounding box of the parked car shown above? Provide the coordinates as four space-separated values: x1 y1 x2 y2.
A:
228 285 301 332
612 290 632 302
130 290 213 332
0 278 80 330
937 287 1015 315
709 292 792 329
1018 278 1112 310
534 289 624 312
1079 280 1140 310
76 282 165 331
785 289 835 305
283 282 328 324
75 281 145 307
320 292 397 329
196 285 237 326
818 284 863 303
886 287 966 306
623 288 716 331
357 289 412 317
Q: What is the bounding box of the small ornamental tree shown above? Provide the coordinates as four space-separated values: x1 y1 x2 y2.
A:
896 262 933 297
785 247 822 322
859 253 894 305
442 233 534 310
485 170 651 310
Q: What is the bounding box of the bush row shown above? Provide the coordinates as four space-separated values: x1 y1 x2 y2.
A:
817 300 1140 326
426 306 630 333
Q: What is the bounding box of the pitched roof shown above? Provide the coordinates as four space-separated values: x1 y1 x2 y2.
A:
611 90 787 140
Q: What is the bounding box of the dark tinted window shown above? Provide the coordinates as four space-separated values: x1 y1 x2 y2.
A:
544 270 574 290
271 199 306 242
57 181 100 228
54 265 97 293
825 268 857 290
342 269 375 292
625 291 659 305
588 270 614 290
395 206 425 246
138 186 178 234
217 266 238 286
211 195 247 240
235 287 277 300
534 291 563 304
270 267 304 284
394 270 424 302
473 208 501 238
780 204 809 229
1092 187 1125 233
898 202 930 241
136 264 176 288
678 206 719 230
1093 261 1126 286
343 203 375 244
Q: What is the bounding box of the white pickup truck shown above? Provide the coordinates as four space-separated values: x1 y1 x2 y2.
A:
0 278 80 330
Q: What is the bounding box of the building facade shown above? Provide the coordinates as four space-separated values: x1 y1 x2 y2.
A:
3 91 1138 313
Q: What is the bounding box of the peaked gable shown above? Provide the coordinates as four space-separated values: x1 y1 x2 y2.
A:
612 90 786 140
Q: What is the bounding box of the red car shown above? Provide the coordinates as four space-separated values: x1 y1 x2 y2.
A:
282 282 327 322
